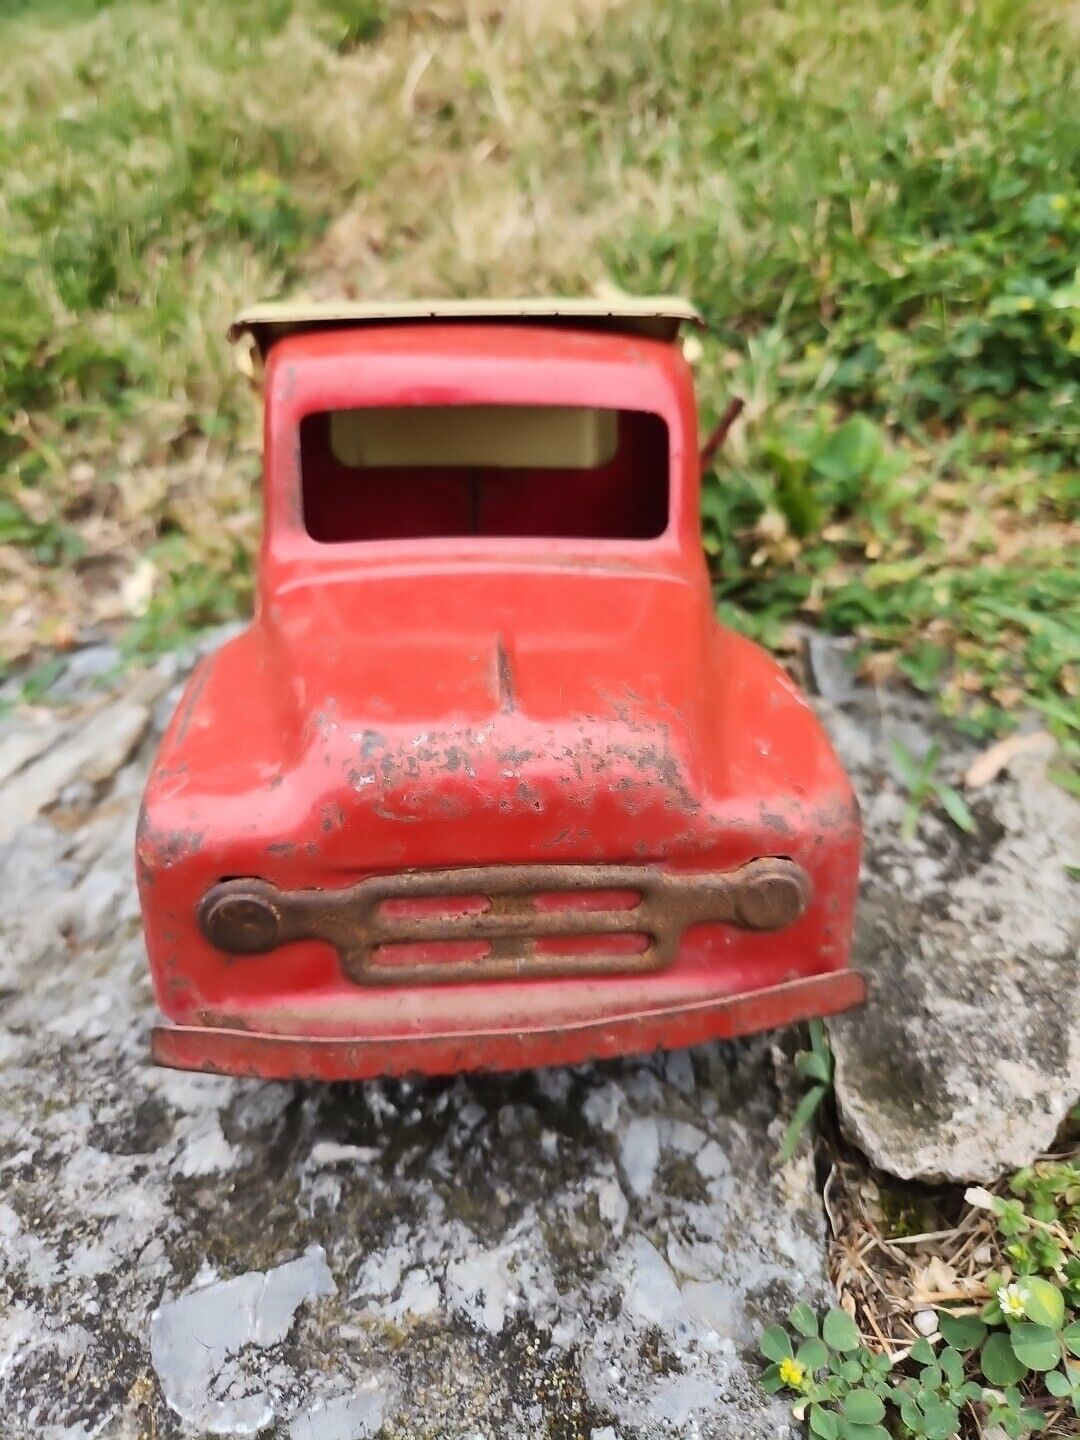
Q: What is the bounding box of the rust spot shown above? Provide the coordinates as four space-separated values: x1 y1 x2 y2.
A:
359 730 387 759
140 819 204 869
495 635 516 714
320 802 345 833
758 804 797 839
516 782 543 812
498 745 534 766
443 745 475 777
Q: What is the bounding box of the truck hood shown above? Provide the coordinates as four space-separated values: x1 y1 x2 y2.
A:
265 566 714 740
245 567 719 868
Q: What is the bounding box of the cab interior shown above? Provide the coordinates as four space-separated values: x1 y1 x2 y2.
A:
298 404 670 543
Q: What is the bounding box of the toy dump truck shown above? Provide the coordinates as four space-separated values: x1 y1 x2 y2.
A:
138 299 864 1080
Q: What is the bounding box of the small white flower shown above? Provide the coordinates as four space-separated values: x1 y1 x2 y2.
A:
999 1283 1026 1318
913 1310 939 1337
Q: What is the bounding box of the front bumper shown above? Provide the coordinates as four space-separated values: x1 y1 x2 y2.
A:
151 969 866 1080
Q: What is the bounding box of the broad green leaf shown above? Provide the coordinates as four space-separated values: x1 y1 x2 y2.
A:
922 1397 961 1440
822 1308 861 1353
1020 1276 1065 1330
981 1331 1029 1386
798 1338 829 1372
938 1312 987 1350
992 1197 1028 1236
899 1397 922 1432
939 1346 964 1386
790 1301 819 1338
1010 1322 1060 1371
1062 1320 1080 1357
760 1325 793 1362
918 1363 943 1391
760 1362 784 1394
842 1389 884 1424
1045 1369 1072 1398
812 414 882 488
910 1337 937 1365
809 1402 839 1439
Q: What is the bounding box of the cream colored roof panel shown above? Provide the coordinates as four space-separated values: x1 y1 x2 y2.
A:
228 296 704 354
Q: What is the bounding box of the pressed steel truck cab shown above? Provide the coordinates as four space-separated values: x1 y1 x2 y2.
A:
139 299 864 1080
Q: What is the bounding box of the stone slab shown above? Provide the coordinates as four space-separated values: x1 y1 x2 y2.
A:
0 651 823 1440
818 656 1080 1183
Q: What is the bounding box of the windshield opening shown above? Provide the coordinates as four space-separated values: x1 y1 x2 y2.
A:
298 405 669 542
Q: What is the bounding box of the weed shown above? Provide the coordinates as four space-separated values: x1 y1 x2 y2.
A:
779 1019 834 1164
889 740 977 842
764 1157 1080 1437
761 1303 893 1440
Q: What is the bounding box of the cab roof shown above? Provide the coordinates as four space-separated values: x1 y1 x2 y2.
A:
229 296 704 357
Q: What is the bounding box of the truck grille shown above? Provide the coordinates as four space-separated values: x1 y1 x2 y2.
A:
198 859 811 987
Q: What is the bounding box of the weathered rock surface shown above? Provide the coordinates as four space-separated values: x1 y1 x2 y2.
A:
818 654 1080 1184
0 646 824 1439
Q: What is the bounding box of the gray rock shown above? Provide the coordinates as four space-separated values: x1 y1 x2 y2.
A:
47 643 123 699
150 1248 337 1434
0 712 62 787
0 697 150 842
828 715 1080 1183
804 632 861 705
0 654 826 1439
288 1385 394 1440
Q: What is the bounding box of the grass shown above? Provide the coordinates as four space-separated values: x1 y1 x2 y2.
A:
0 0 1077 754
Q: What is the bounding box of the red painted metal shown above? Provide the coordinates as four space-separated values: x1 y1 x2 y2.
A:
151 971 867 1081
138 319 863 1080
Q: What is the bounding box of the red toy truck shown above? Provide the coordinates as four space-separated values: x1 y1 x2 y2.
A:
138 299 863 1080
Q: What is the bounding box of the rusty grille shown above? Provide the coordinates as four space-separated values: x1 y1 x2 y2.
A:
198 859 811 987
